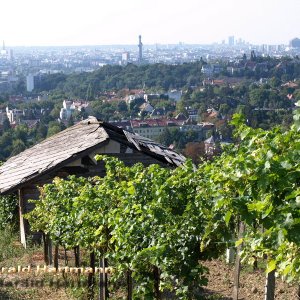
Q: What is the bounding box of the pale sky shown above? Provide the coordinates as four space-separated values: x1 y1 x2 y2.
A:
0 0 299 47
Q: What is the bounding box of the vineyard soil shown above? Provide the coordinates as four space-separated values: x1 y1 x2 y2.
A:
0 248 297 300
201 259 298 300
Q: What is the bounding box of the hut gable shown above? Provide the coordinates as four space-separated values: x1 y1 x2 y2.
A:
0 116 185 195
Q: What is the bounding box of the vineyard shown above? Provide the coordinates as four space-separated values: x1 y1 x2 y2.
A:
22 111 300 300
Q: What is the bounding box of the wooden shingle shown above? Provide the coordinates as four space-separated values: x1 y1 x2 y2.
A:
0 117 185 195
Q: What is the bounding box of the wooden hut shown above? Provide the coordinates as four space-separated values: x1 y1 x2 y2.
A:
0 117 185 247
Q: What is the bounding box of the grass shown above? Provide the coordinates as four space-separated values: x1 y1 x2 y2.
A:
0 226 35 266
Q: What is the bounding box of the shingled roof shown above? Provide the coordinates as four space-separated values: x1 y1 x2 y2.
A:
0 116 186 194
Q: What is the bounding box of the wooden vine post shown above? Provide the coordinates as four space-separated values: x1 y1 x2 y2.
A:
153 266 161 300
54 244 59 269
264 269 275 300
43 233 49 265
127 269 133 300
88 251 95 300
232 221 245 300
99 257 108 300
74 245 80 267
43 234 53 265
48 238 53 265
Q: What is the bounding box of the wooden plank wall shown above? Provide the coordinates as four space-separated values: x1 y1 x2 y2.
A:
19 184 41 244
18 151 169 246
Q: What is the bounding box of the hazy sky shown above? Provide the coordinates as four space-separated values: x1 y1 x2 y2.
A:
0 0 299 47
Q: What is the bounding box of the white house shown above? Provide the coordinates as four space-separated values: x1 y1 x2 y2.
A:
60 100 91 120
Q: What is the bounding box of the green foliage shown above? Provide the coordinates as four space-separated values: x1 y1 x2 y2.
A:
0 226 28 263
200 113 300 282
26 156 221 298
46 121 64 137
2 117 11 132
24 111 300 296
293 101 300 131
0 194 18 230
157 128 198 150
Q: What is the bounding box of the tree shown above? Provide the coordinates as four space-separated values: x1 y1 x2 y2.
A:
269 76 281 88
0 194 18 229
183 142 205 164
249 88 269 107
36 122 48 141
67 115 74 127
219 103 230 115
157 128 173 147
13 124 28 144
47 121 62 137
250 50 256 61
117 101 128 112
10 139 26 157
2 117 11 132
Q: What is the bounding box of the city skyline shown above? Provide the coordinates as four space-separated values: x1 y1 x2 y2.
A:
0 0 299 47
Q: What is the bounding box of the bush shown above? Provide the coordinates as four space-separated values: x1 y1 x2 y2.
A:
0 194 18 230
0 226 26 262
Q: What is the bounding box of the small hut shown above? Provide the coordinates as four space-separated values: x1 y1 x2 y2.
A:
0 117 185 247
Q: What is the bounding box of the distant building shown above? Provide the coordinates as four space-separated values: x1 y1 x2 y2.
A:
130 118 185 140
112 117 213 142
139 102 154 115
201 65 221 76
122 52 130 64
204 136 216 156
125 90 145 104
150 108 166 119
6 107 23 124
60 100 73 120
8 49 13 61
207 108 219 118
201 65 214 76
26 74 35 92
228 36 235 46
167 90 182 102
144 93 162 101
187 108 199 122
59 100 90 120
0 40 7 56
290 38 300 48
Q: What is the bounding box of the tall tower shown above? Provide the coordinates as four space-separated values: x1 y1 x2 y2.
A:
26 74 35 92
1 40 7 55
138 35 143 64
228 36 235 46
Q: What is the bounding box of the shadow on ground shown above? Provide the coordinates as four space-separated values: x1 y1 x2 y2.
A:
0 291 13 300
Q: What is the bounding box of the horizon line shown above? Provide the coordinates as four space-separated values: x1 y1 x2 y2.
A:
5 41 292 48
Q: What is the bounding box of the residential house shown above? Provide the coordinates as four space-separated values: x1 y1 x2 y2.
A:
167 90 182 102
207 108 219 118
150 108 166 119
201 65 222 77
204 136 217 156
60 100 90 120
130 118 185 140
201 65 214 77
139 102 154 115
187 108 199 122
6 107 23 124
